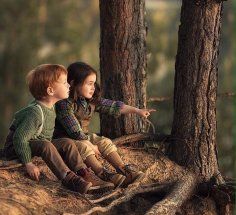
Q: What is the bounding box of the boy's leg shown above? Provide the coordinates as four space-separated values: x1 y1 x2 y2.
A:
30 140 70 180
52 138 86 172
30 140 92 194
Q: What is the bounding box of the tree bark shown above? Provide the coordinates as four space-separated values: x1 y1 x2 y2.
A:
168 0 223 182
99 0 147 138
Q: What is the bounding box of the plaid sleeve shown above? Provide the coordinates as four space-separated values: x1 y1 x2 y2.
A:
95 98 124 117
55 100 88 140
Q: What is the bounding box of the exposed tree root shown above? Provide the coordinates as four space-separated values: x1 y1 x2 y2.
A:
88 189 123 204
82 155 199 215
0 159 22 170
112 133 172 146
82 183 174 215
145 172 197 215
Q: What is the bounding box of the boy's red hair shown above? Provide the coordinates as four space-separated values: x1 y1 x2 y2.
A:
26 64 67 100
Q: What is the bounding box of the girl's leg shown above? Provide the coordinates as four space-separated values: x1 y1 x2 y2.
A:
90 133 124 168
84 154 103 174
76 137 125 187
91 134 144 186
73 139 115 190
74 139 104 174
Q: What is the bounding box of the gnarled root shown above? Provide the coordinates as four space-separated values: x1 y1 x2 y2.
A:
145 171 197 215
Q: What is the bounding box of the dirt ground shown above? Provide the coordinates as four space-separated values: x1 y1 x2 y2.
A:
0 146 161 215
1 145 226 215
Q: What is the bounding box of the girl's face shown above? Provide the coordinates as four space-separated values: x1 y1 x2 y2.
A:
78 73 96 99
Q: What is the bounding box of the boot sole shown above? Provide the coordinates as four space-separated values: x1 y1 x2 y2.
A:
114 175 126 188
80 182 93 194
122 172 145 188
133 172 145 184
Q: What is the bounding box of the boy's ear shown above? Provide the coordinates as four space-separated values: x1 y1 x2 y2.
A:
47 86 54 96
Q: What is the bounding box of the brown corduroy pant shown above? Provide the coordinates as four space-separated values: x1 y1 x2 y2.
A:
4 133 86 180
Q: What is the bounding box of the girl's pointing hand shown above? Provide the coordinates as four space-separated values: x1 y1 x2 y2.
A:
136 108 156 118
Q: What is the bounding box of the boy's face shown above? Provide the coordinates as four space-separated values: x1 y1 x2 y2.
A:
50 73 70 101
78 73 96 99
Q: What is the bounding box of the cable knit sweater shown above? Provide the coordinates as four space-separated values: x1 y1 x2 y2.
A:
11 100 55 164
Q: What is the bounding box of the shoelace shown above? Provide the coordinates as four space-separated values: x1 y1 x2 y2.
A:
101 168 115 181
123 164 138 175
68 173 81 189
87 169 102 183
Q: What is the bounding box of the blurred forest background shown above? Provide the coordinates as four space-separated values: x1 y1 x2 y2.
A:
0 0 235 177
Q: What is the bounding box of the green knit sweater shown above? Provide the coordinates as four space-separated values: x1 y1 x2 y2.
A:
12 100 56 164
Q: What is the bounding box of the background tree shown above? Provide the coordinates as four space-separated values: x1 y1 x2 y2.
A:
168 0 224 182
99 0 147 138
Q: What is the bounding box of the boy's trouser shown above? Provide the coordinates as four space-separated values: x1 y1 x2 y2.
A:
75 133 117 161
5 137 86 180
31 138 86 180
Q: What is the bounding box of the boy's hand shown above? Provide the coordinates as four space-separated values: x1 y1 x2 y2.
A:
136 108 156 118
25 162 40 181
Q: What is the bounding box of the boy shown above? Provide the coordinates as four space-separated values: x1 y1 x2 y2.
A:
3 64 113 194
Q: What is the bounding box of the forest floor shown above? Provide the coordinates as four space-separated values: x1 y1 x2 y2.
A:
0 145 229 215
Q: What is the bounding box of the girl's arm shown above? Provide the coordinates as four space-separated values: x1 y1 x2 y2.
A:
120 104 156 118
55 100 88 140
95 98 155 118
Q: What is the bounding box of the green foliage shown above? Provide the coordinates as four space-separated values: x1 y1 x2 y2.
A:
0 0 100 143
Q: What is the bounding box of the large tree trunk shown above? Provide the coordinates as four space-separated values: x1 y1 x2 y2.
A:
99 0 147 138
168 0 223 182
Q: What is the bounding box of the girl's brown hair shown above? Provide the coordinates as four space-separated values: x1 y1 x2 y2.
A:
67 62 101 103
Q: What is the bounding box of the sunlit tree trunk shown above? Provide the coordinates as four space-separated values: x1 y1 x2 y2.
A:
99 0 147 138
168 0 224 182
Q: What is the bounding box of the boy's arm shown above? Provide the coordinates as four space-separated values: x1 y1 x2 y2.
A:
13 108 41 164
55 100 88 140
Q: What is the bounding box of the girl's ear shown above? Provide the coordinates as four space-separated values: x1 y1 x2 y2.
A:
70 80 74 87
47 86 54 96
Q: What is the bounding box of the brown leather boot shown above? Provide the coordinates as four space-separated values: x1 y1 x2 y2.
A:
98 167 126 188
117 164 144 187
62 171 92 194
77 168 114 192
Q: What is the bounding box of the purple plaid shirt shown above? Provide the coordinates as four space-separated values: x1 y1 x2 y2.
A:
54 97 124 140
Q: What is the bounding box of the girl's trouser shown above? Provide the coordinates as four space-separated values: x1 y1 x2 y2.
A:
75 133 117 160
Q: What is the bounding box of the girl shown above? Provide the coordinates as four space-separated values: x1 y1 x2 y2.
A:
53 62 155 187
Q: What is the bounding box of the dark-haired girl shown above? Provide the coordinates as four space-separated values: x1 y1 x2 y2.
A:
53 62 155 188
